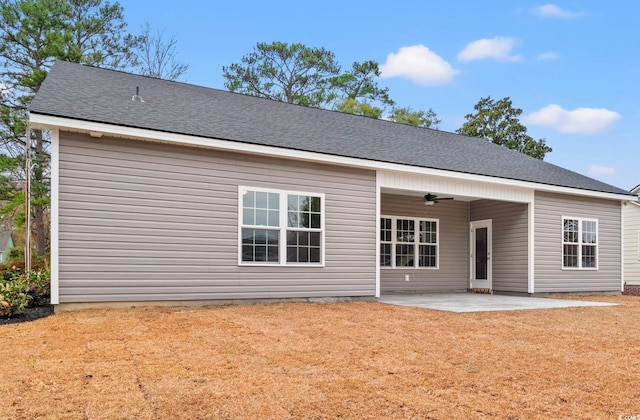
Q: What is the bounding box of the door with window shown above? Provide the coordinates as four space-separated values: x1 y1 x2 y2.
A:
470 220 492 290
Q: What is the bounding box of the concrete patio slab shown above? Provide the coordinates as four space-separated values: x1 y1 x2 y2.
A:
378 293 618 313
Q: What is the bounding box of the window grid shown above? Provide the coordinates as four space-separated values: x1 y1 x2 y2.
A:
240 187 323 265
380 218 392 267
381 216 438 269
562 217 598 269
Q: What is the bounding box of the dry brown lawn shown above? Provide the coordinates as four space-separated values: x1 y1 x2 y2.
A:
1 295 639 419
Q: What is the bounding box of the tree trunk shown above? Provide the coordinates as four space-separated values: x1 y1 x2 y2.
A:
33 130 47 257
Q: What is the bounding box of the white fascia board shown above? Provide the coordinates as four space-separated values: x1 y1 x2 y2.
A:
30 113 634 202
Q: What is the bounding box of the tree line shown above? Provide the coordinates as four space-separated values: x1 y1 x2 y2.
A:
222 41 551 159
0 0 551 263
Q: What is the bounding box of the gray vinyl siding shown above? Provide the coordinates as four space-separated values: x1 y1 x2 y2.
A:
380 194 469 292
623 203 640 285
534 191 621 292
58 132 376 303
470 200 529 293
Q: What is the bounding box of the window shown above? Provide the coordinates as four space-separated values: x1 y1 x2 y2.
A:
562 217 598 269
637 231 640 261
380 216 438 268
240 187 324 265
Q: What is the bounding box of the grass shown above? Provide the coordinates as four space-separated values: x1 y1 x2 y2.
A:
1 295 638 419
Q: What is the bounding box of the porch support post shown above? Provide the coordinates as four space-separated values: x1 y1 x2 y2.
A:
528 200 535 294
375 172 381 298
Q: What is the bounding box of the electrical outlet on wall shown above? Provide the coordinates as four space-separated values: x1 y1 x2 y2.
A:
405 274 410 282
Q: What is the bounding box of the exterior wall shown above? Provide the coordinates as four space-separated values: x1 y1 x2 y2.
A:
623 202 640 286
58 132 377 303
534 191 621 292
470 200 529 293
380 194 469 292
0 235 13 263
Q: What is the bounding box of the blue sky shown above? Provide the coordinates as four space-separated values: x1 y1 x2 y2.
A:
118 0 638 190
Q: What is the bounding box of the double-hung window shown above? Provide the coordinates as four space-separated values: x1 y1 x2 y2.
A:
380 216 438 268
562 217 598 269
240 187 324 265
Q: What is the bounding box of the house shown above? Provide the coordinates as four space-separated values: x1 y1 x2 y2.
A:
29 61 635 309
623 184 640 295
0 231 14 263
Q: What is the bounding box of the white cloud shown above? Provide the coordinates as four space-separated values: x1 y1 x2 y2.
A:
537 51 559 60
457 37 521 62
533 4 586 19
524 104 621 134
588 164 616 176
379 45 458 86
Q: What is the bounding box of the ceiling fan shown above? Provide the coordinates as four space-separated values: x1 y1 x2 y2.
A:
424 193 454 206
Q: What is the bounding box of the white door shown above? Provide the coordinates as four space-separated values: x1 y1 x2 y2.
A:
470 220 492 290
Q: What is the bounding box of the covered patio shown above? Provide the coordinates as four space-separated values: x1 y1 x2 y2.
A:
377 171 534 296
378 293 618 313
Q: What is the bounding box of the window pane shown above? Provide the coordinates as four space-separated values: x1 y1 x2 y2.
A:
300 212 310 228
397 219 414 243
310 247 320 263
256 209 268 226
311 196 321 212
287 211 298 228
287 247 297 262
582 245 596 268
243 190 254 208
268 210 279 227
311 214 321 229
243 190 279 227
380 218 392 242
380 243 391 267
582 220 597 244
287 231 321 263
242 228 279 262
419 221 437 244
268 193 279 210
563 219 578 243
256 191 269 208
563 244 578 268
287 230 297 245
396 244 414 267
267 230 279 244
288 195 298 210
310 232 320 246
419 244 437 267
243 209 254 225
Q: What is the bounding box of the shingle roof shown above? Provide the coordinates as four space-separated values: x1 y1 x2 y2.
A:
30 60 630 196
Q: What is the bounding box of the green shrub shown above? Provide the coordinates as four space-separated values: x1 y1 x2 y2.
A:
23 269 50 306
0 277 30 317
24 269 50 298
7 246 24 261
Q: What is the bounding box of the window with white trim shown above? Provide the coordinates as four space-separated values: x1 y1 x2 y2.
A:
240 188 323 265
380 216 438 268
637 231 640 261
562 217 598 269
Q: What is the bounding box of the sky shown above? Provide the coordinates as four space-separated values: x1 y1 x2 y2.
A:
117 0 638 191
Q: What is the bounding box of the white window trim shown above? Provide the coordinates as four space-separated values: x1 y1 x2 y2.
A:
637 231 640 261
561 216 598 270
380 215 439 270
238 186 325 267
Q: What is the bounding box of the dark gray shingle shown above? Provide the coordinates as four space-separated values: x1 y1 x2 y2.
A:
30 61 630 196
